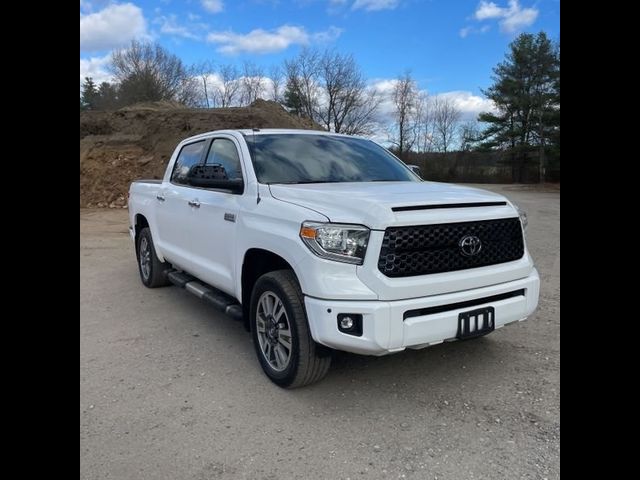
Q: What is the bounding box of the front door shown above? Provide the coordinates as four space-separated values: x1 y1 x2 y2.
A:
187 136 244 296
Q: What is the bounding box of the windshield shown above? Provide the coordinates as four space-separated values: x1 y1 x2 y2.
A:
247 133 419 184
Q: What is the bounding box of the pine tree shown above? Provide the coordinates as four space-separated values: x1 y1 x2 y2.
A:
96 82 119 110
81 77 99 110
478 32 560 182
283 78 304 117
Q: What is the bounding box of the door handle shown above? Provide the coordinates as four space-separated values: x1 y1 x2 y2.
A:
156 195 165 202
188 200 201 208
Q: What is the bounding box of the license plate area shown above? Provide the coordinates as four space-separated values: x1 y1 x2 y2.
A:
457 306 495 340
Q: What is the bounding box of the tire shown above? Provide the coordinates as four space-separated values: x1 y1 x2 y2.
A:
136 227 171 288
250 270 331 388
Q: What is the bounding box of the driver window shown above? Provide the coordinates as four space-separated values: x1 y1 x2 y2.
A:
205 139 242 180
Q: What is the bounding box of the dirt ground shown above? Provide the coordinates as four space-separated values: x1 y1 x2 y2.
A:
80 184 559 480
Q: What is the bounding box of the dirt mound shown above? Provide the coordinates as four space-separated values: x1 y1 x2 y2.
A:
80 100 323 207
118 100 188 112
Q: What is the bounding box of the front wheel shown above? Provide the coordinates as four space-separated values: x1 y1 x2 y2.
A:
250 270 331 388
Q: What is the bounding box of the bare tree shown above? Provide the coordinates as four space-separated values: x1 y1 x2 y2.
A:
340 88 382 136
433 96 462 153
111 40 199 106
283 48 320 119
391 71 419 157
281 49 380 134
415 92 436 153
316 51 380 134
212 64 241 108
459 120 480 151
268 65 283 103
240 61 265 106
193 60 215 108
316 51 352 131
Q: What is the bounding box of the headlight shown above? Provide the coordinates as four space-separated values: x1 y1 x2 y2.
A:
515 204 528 232
300 222 369 265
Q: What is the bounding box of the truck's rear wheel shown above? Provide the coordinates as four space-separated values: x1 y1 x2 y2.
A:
250 270 331 388
137 227 171 288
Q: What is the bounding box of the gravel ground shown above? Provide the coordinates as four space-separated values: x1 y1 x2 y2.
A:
80 184 559 480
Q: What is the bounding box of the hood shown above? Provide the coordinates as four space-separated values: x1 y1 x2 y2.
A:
269 181 516 229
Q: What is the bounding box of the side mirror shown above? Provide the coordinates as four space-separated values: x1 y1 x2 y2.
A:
187 165 244 193
407 164 422 178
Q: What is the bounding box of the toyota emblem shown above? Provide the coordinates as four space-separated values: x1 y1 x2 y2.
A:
459 235 482 256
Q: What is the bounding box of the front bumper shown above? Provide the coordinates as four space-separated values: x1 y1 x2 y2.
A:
304 268 540 355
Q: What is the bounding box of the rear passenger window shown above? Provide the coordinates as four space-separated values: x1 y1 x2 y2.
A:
171 141 206 185
205 139 242 180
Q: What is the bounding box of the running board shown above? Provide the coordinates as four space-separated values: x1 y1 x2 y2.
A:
166 270 243 322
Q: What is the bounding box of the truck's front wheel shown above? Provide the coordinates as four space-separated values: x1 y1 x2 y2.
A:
250 270 331 388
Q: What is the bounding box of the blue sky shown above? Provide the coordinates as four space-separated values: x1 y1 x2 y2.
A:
80 0 559 119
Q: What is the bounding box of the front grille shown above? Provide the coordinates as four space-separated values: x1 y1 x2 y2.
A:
377 218 524 277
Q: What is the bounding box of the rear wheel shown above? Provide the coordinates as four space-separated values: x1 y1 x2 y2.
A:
137 227 171 288
250 270 331 388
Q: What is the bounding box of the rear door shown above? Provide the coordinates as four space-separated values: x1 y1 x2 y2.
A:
155 139 208 269
187 136 244 296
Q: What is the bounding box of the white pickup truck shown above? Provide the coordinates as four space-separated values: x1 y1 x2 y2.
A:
128 129 539 388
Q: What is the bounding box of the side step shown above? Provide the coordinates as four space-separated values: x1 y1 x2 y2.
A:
165 269 243 322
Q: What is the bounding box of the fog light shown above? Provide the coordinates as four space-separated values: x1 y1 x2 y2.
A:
337 313 363 336
339 316 354 330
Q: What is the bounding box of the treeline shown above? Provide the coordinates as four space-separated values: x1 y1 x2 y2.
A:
80 42 383 136
387 32 559 182
80 42 473 154
403 151 557 184
81 32 559 182
81 41 198 111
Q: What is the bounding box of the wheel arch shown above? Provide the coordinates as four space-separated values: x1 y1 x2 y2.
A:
133 214 149 254
241 248 300 331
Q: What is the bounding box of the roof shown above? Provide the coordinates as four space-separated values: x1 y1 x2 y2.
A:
179 128 363 144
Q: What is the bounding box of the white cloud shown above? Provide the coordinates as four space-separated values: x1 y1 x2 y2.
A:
459 24 491 38
500 3 538 32
474 1 505 20
196 72 277 103
352 0 400 11
201 0 224 13
368 78 399 120
80 54 113 86
438 91 496 120
156 14 201 40
311 26 343 43
207 25 342 54
471 0 538 33
369 79 495 124
326 0 347 14
80 3 147 52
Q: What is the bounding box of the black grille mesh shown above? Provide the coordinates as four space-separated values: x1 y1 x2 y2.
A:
378 218 524 277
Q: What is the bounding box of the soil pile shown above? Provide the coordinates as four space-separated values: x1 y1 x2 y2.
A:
80 99 322 207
